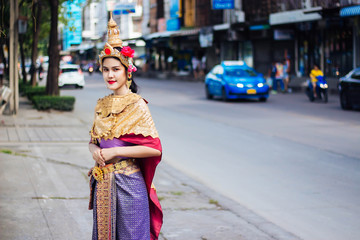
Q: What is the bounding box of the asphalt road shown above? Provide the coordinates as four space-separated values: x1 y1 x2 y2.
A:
62 73 360 240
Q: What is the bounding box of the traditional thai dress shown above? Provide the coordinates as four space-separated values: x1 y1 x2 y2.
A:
89 92 163 240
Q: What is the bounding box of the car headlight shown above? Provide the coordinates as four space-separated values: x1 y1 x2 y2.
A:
257 83 264 88
237 83 244 88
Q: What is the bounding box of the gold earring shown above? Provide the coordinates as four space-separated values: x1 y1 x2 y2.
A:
127 73 132 88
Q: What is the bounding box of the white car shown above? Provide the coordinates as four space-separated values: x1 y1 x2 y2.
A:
58 64 85 88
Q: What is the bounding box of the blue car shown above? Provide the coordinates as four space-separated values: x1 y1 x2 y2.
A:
205 61 269 101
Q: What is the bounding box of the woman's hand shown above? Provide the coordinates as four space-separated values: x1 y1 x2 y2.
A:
89 143 105 167
100 148 117 162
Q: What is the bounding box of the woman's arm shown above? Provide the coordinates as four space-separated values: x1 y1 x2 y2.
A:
101 146 161 162
89 143 106 166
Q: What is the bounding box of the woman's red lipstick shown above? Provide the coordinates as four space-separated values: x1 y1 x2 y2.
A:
108 81 116 84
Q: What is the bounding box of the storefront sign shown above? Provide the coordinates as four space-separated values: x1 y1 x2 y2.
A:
63 0 84 50
212 0 234 10
199 27 213 48
249 25 270 31
167 18 180 31
270 8 322 25
274 29 294 40
170 0 181 18
157 18 166 32
340 5 360 17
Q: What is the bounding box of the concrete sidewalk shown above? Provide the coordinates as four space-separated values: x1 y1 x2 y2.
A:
0 97 300 240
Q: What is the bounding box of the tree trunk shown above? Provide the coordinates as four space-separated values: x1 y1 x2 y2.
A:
46 0 59 96
19 34 27 84
30 0 42 86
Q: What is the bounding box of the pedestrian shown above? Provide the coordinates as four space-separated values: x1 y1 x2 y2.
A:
272 61 285 93
38 63 43 80
0 60 4 87
283 57 291 92
191 54 200 79
268 61 276 89
200 54 207 77
88 14 163 240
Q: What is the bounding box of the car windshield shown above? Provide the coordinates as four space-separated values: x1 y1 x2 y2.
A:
225 68 257 77
62 68 78 73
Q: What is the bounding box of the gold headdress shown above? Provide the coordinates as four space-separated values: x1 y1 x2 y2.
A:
99 12 137 86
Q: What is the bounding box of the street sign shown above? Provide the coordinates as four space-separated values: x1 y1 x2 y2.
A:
212 0 234 10
113 3 136 15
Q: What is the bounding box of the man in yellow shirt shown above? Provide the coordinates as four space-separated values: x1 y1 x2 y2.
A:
309 64 324 98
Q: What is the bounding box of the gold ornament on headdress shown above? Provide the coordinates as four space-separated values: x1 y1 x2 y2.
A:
98 12 137 75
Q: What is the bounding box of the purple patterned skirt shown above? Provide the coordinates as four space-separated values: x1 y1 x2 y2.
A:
91 139 150 240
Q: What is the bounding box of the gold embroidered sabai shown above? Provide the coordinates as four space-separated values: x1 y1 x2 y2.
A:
90 92 159 143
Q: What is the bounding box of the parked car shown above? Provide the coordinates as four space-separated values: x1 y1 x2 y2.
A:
58 64 85 88
338 67 360 110
205 61 269 101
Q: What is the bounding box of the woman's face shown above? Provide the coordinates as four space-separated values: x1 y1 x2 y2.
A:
102 58 128 95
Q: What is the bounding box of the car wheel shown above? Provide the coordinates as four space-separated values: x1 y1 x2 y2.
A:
221 87 228 101
340 91 352 110
259 97 267 102
205 85 213 99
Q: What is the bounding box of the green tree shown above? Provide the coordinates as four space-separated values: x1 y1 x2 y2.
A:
1 0 76 96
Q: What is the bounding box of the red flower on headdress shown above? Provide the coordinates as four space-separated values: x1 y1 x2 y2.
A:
121 46 135 58
105 48 111 55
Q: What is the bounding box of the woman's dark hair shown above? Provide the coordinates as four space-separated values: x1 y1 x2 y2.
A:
102 47 138 93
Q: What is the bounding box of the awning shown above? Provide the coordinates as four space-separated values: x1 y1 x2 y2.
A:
143 31 173 40
143 28 200 40
213 23 230 31
66 43 95 52
171 28 200 37
340 5 360 17
270 7 322 25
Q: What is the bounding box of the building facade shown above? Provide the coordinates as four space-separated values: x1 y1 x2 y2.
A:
141 0 360 81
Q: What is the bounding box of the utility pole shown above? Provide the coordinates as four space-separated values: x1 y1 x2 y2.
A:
9 0 19 114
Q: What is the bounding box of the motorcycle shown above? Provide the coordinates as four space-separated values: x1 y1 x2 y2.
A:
306 75 328 103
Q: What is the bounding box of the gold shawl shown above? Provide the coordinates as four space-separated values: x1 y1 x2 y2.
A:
90 93 159 143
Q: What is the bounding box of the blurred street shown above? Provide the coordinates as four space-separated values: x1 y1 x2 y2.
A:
1 72 359 240
66 73 359 240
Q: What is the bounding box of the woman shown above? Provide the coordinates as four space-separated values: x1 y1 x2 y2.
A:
309 64 324 98
88 14 163 240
